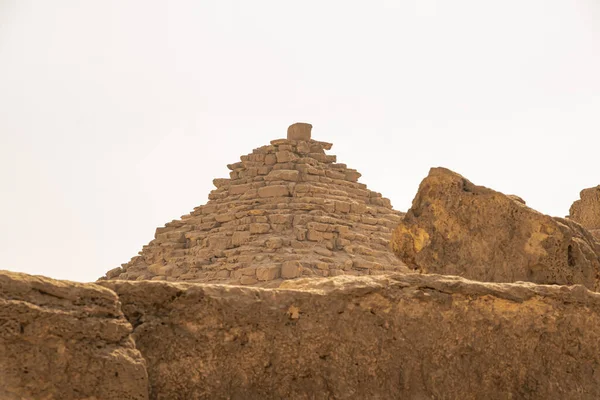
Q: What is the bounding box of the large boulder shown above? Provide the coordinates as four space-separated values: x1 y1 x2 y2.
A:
569 185 600 239
391 168 600 290
101 274 600 400
0 270 148 400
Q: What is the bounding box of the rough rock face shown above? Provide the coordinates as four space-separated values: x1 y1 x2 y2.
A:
569 185 600 239
101 274 600 400
0 270 148 400
102 123 407 286
392 168 600 290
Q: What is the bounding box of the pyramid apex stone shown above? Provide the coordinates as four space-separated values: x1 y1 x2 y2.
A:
287 122 312 141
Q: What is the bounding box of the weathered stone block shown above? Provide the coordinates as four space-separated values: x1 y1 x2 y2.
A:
215 213 235 223
281 261 302 278
335 201 351 213
231 231 251 247
265 169 299 182
276 151 298 163
249 223 271 234
264 154 277 165
256 265 281 281
240 275 258 285
307 229 324 241
287 122 312 141
258 185 290 198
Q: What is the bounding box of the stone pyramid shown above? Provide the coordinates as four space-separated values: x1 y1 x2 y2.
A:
102 123 408 286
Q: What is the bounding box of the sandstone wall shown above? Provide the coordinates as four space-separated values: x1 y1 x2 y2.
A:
0 270 148 400
101 274 600 400
392 168 600 290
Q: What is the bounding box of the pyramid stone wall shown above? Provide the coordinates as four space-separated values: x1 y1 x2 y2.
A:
102 123 407 286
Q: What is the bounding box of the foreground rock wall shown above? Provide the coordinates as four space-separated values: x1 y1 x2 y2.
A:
0 270 148 400
392 168 600 290
102 274 600 400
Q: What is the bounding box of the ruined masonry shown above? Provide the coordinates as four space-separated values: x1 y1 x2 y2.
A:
102 123 408 286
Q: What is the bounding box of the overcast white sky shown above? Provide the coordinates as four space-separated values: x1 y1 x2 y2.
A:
1 1 599 282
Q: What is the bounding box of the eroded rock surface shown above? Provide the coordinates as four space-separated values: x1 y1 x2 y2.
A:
101 274 600 400
392 168 600 290
569 185 600 239
102 123 407 286
0 270 148 400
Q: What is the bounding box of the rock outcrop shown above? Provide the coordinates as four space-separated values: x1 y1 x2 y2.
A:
102 123 407 286
569 185 600 239
0 270 148 400
101 273 600 400
392 168 600 290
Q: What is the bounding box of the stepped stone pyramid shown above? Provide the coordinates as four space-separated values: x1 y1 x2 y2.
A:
102 123 408 286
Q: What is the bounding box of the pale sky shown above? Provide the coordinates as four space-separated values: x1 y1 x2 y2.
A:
1 1 599 282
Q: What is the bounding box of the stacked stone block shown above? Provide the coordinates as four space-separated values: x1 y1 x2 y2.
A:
102 123 407 286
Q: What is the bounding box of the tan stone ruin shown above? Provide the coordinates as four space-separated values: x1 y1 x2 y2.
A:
102 123 408 286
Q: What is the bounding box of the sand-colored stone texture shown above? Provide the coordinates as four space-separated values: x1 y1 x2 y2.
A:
101 273 600 400
102 123 407 286
392 167 600 290
569 185 600 239
0 270 148 400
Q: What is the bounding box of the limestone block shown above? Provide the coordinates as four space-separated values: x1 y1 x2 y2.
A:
294 227 307 241
270 139 294 146
315 140 333 150
265 237 283 249
287 122 312 141
335 201 351 213
212 178 230 188
231 231 251 247
148 263 174 276
240 276 258 285
250 223 271 234
307 229 324 241
227 162 243 170
215 270 230 279
326 170 346 180
105 266 123 279
256 265 281 281
229 183 254 195
248 153 266 162
258 185 290 198
265 169 299 182
265 154 277 165
215 213 235 223
350 202 367 214
307 222 328 232
257 166 271 175
281 261 302 278
297 141 310 154
314 247 333 257
314 261 329 270
207 235 231 250
276 151 298 163
345 171 361 182
268 214 293 224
